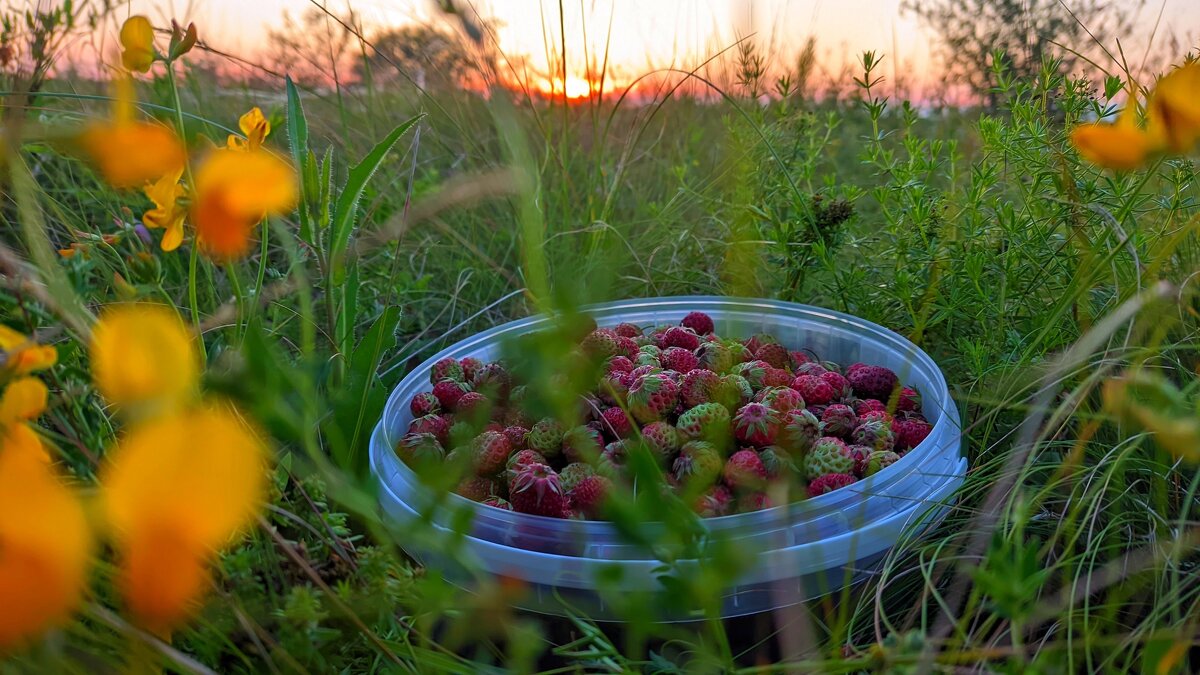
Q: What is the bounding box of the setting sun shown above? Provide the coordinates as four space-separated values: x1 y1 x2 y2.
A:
537 75 598 100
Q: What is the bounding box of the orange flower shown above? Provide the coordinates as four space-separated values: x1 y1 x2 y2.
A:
100 404 267 635
227 107 270 151
191 148 296 259
90 304 199 409
0 325 57 378
77 77 185 190
0 378 47 425
0 429 92 649
1147 62 1200 153
142 168 187 251
1069 113 1161 172
119 16 156 73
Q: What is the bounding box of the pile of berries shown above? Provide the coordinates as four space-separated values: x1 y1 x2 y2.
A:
395 311 934 520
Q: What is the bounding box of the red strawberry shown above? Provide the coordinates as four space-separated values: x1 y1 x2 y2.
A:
723 449 767 491
819 370 851 399
733 402 781 446
845 362 869 377
627 373 679 423
568 475 612 519
509 463 566 517
503 425 530 450
614 322 642 338
431 357 465 383
734 360 773 390
459 357 484 383
680 311 714 335
661 346 699 373
408 414 450 445
599 371 633 405
409 392 441 417
780 408 820 452
505 448 546 481
854 398 887 415
681 369 721 407
456 475 501 501
640 421 680 461
762 368 793 388
807 473 856 497
481 496 512 510
794 361 828 377
846 444 872 477
453 391 491 420
600 406 634 439
694 484 733 517
893 417 933 450
755 342 790 370
791 374 834 405
759 386 804 413
820 404 858 437
471 430 512 475
661 326 701 351
607 356 635 374
615 336 640 359
432 379 470 410
472 362 512 399
789 350 811 370
741 333 774 355
896 387 921 414
848 365 899 400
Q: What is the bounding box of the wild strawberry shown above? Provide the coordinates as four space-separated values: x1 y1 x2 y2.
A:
807 473 856 497
737 492 772 513
741 333 776 355
794 361 828 377
847 444 872 477
851 418 895 451
509 463 566 517
791 374 834 405
607 356 635 374
569 475 612 519
893 417 932 450
582 328 621 359
431 357 465 383
848 365 899 401
724 449 768 492
789 350 811 370
471 430 512 475
845 362 869 377
614 322 642 338
640 421 680 461
481 496 512 510
733 402 780 446
558 462 596 492
757 445 794 480
672 441 723 488
697 341 737 373
456 475 502 501
865 449 901 476
762 368 793 388
506 448 547 481
627 373 678 423
432 378 470 410
661 326 701 351
562 424 604 463
409 392 441 418
527 418 565 457
615 335 640 359
395 432 445 466
819 371 851 399
503 425 529 450
735 360 773 390
714 374 752 412
820 404 858 437
694 485 733 517
472 362 512 399
599 406 634 439
780 408 820 452
596 443 626 480
503 406 533 429
630 362 661 380
855 398 887 415
759 386 805 413
599 371 633 405
681 311 715 335
754 342 791 370
680 368 721 407
408 414 450 445
459 357 484 383
661 346 699 373
804 436 853 479
454 391 491 422
676 403 732 449
896 386 921 414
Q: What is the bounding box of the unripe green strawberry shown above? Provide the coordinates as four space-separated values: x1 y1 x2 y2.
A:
712 374 752 413
680 368 721 407
627 373 678 423
780 408 820 452
559 462 596 492
851 417 895 451
697 340 737 373
676 403 732 449
757 445 794 480
527 418 564 457
865 450 901 476
804 436 853 479
562 424 603 464
395 432 445 467
582 328 621 359
672 441 723 488
640 421 680 461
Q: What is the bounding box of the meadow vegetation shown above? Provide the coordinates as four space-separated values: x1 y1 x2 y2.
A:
2 1 1200 671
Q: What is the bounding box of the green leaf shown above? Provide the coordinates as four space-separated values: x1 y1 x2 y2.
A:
325 306 400 475
329 114 424 283
286 76 313 244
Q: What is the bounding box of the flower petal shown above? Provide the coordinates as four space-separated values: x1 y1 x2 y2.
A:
0 378 48 424
78 122 186 190
1070 121 1158 171
118 522 211 637
90 304 199 408
119 16 155 73
0 325 57 376
1148 62 1200 153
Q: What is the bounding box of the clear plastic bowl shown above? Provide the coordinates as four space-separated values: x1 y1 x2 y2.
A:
370 297 966 618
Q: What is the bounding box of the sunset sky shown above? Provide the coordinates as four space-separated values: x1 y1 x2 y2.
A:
117 0 1199 94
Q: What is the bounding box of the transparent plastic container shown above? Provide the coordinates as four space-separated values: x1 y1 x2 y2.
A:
369 297 966 619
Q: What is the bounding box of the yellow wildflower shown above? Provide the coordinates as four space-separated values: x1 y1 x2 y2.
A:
142 168 187 251
0 378 47 424
100 404 267 635
228 107 270 151
77 77 185 190
0 325 57 378
1148 62 1200 153
119 16 156 73
0 431 92 649
90 304 199 409
1069 116 1161 172
192 148 296 259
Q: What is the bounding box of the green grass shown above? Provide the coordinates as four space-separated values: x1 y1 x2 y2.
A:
3 5 1200 672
